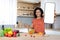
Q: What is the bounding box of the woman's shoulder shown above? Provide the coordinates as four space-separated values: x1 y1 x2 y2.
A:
32 18 44 20
32 18 36 22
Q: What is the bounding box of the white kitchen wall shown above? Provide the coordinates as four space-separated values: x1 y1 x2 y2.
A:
0 0 17 25
53 16 60 30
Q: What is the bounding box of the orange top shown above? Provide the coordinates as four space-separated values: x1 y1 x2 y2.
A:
32 18 45 33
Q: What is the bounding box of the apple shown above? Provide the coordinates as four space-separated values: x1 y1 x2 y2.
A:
8 31 13 35
13 30 19 33
4 31 13 37
4 33 8 37
13 35 16 37
8 34 12 37
13 31 17 37
7 31 13 37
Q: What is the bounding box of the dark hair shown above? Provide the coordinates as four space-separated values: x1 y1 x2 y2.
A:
34 7 43 18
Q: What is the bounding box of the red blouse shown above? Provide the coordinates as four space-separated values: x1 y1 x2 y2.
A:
32 18 45 33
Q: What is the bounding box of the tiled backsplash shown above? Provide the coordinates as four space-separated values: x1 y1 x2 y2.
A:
17 16 33 25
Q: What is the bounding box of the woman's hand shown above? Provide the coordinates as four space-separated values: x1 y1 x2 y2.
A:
54 10 56 21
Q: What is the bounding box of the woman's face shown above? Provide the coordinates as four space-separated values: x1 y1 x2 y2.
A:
36 10 41 17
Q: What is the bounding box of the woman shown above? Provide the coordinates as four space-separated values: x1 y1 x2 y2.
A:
31 7 45 35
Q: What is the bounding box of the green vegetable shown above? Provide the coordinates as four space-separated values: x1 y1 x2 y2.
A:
4 28 12 34
0 30 4 37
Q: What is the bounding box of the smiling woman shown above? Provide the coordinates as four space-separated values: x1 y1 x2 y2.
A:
31 7 45 35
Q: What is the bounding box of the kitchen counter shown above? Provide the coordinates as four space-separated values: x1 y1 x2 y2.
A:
0 33 60 40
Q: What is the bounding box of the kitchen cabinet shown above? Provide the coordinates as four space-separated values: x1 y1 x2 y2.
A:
17 0 40 17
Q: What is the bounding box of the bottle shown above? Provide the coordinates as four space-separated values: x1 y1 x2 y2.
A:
14 21 18 28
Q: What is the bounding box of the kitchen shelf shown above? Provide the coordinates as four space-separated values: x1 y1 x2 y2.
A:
17 0 40 17
17 8 34 11
17 15 34 18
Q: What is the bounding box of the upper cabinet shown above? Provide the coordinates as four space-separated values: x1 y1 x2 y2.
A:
17 0 41 17
18 0 40 3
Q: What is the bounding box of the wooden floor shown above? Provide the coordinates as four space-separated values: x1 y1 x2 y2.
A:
0 33 60 40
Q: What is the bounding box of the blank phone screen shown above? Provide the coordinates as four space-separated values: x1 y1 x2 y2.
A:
44 3 55 24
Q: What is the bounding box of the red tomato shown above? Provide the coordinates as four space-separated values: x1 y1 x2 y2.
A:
8 34 12 37
5 33 8 37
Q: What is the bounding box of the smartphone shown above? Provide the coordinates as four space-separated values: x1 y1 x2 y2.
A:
44 2 55 24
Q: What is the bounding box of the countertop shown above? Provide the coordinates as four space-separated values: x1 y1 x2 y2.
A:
0 33 60 40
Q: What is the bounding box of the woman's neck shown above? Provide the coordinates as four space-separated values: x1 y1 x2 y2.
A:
37 17 41 19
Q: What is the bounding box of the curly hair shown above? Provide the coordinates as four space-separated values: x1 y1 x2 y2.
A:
34 7 44 18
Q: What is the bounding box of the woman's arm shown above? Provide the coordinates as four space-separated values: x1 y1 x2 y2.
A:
24 24 33 29
30 24 34 29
